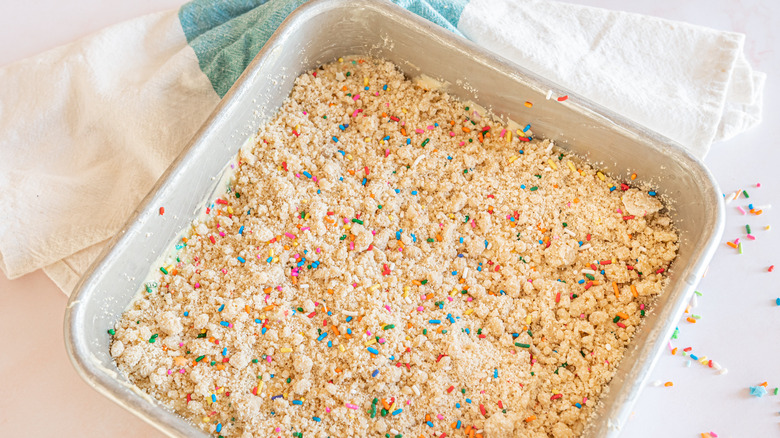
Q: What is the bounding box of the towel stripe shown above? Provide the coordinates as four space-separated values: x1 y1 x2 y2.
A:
179 0 468 97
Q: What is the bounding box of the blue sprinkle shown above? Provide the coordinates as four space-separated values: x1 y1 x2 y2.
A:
429 320 441 324
457 254 464 258
391 409 403 416
456 403 461 409
220 321 230 327
313 416 321 422
394 188 400 194
456 420 461 429
575 403 582 409
396 230 402 240
339 124 346 131
362 178 367 186
446 314 455 323
390 355 395 360
749 203 754 209
434 122 439 127
383 135 390 141
459 237 464 244
346 328 352 334
254 318 262 323
266 257 273 263
494 369 498 378
411 190 418 195
211 394 217 402
523 124 531 132
332 136 339 142
411 233 417 243
465 328 470 334
521 184 526 189
406 138 411 145
317 333 328 342
302 171 312 178
339 177 344 181
609 186 616 192
510 217 515 222
600 270 605 275
648 190 657 196
327 340 332 348
261 327 268 335
346 316 353 322
372 369 379 377
452 271 458 275
239 226 244 235
578 279 585 284
218 304 225 312
271 395 282 400
539 240 544 245
484 240 489 249
578 241 583 246
466 398 472 404
184 311 189 316
427 421 434 427
776 298 780 306
518 150 524 154
216 423 222 433
383 84 388 91
447 156 453 160
364 86 369 90
221 347 227 356
690 354 699 360
292 400 303 405
237 256 246 263
367 347 379 355
338 150 345 156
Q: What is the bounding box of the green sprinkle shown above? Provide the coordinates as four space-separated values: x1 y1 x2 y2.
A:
746 224 752 234
235 193 240 198
585 273 595 280
423 329 427 335
613 316 621 323
530 186 538 191
196 355 205 362
383 324 395 330
562 222 567 227
427 238 434 243
351 218 364 225
252 359 258 363
465 106 470 111
421 279 428 285
743 190 750 198
377 205 383 209
340 235 347 240
515 342 531 348
107 329 116 336
421 138 430 147
346 72 351 76
197 332 207 338
159 267 168 275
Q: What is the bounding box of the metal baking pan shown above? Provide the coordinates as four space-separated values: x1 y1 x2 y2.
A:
64 0 725 436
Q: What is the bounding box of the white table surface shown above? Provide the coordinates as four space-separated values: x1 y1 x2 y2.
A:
1 1 778 437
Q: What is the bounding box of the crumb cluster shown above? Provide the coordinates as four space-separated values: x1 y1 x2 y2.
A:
111 58 678 438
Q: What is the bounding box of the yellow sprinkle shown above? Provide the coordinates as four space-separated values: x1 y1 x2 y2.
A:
258 381 264 392
596 171 606 181
364 138 370 142
389 215 394 221
202 417 209 423
364 77 369 86
365 339 377 346
464 309 474 316
547 159 558 170
338 57 343 62
526 315 532 324
272 257 278 263
269 249 274 257
402 108 407 113
766 225 771 231
295 124 300 132
507 131 512 142
449 214 455 219
344 224 352 230
389 402 396 412
339 344 345 352
280 347 292 353
403 286 410 298
567 161 577 172
370 284 380 291
508 155 519 164
346 154 353 160
227 206 233 214
293 241 298 247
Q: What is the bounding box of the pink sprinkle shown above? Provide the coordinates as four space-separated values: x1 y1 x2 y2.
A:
449 132 455 136
500 128 506 138
346 403 358 409
640 304 645 310
459 141 465 146
436 414 444 420
343 218 349 224
194 283 201 288
467 297 473 302
167 369 172 375
379 337 386 344
267 356 272 363
415 128 424 134
316 247 321 253
417 306 424 311
470 219 476 228
275 428 281 433
325 407 331 413
746 234 756 240
302 111 307 115
734 238 740 245
756 183 761 188
312 176 318 183
301 227 310 232
179 369 185 374
276 286 282 291
385 149 390 157
384 305 392 313
285 232 296 239
353 94 360 101
221 268 227 274
294 173 301 179
349 242 354 250
711 432 718 437
447 296 454 302
179 342 184 347
427 125 434 130
219 231 226 237
737 206 746 214
374 92 379 96
352 282 358 288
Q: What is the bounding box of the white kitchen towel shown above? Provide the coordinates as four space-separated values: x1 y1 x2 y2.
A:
0 0 765 294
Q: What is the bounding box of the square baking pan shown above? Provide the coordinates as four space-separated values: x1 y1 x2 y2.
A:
64 0 725 436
